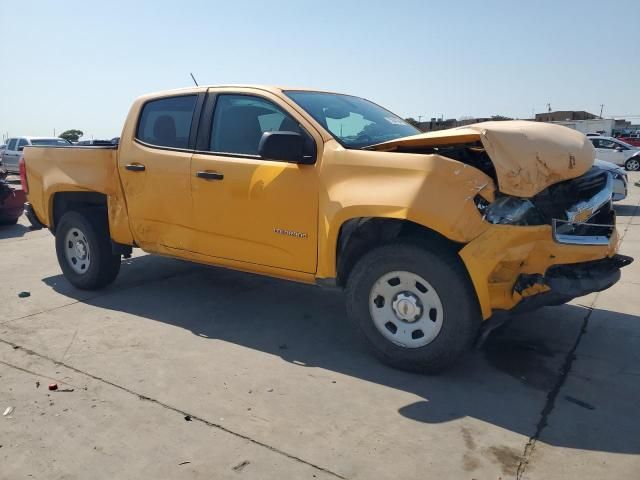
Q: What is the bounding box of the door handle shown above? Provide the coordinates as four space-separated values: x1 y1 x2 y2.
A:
196 171 223 180
125 163 146 172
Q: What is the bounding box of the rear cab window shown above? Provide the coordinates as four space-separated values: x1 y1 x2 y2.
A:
136 95 197 149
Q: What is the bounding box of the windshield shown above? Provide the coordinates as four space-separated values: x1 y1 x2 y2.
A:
285 91 419 149
31 138 71 146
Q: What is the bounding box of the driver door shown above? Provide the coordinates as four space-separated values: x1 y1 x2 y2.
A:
189 91 319 273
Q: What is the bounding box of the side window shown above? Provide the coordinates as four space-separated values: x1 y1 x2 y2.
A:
210 95 304 156
7 139 17 151
136 95 197 149
598 140 617 149
17 138 28 150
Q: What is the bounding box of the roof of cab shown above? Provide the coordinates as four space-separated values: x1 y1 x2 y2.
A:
136 84 342 101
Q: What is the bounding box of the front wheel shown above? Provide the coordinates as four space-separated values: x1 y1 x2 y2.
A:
345 243 481 373
55 210 121 290
625 157 640 171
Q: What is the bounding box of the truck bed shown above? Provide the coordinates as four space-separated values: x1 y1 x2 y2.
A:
24 145 119 229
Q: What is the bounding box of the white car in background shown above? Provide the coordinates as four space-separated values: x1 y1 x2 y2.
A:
1 137 71 173
588 136 640 171
593 159 627 201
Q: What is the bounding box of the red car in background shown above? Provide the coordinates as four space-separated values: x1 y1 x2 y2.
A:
0 166 25 225
619 135 640 147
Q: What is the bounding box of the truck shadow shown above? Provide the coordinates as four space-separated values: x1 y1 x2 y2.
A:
43 254 640 456
0 221 30 239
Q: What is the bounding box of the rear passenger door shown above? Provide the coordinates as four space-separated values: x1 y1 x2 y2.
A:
189 91 319 273
118 93 204 251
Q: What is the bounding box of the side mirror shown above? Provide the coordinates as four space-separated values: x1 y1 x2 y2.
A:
17 146 24 151
615 147 624 152
259 131 313 164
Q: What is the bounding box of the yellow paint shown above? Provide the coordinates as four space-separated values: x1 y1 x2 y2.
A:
24 85 620 321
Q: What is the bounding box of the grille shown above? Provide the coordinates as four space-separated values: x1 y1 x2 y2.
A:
532 167 609 222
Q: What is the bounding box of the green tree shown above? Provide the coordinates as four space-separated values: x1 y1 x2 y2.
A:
59 129 83 142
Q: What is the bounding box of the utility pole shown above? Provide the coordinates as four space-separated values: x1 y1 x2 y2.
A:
600 104 604 119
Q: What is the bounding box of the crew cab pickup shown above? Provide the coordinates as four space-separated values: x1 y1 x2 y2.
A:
22 85 633 372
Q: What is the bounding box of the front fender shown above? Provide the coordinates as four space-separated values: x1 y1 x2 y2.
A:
316 148 495 279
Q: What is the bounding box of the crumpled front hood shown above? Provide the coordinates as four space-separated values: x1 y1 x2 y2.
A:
371 121 595 197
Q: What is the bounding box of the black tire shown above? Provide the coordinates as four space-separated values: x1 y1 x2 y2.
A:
625 157 640 171
55 210 121 290
345 242 481 373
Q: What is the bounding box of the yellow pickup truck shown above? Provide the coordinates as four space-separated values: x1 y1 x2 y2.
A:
22 85 632 372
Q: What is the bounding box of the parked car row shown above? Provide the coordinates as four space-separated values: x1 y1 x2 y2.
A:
0 136 121 173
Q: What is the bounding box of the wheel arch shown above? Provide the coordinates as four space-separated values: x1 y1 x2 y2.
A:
51 190 108 233
334 216 465 288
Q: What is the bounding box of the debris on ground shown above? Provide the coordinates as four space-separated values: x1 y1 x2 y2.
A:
35 381 40 388
178 461 191 466
48 383 58 391
18 291 31 298
232 460 250 472
3 406 15 417
54 388 74 393
184 415 192 421
267 388 274 392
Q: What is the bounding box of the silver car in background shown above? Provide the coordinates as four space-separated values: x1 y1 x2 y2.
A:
1 137 71 173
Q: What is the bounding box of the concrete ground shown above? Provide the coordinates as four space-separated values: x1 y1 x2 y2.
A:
1 173 639 480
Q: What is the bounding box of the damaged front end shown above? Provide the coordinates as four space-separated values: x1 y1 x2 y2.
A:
372 121 633 318
460 165 632 318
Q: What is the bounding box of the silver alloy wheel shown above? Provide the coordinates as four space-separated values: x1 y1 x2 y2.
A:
626 158 640 171
64 227 91 274
369 271 444 348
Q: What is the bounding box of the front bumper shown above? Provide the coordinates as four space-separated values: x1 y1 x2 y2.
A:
509 254 633 314
459 223 625 319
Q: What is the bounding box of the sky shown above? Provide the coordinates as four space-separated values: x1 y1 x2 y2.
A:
1 0 639 140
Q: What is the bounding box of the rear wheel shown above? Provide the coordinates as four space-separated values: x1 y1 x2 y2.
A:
345 243 481 373
55 210 121 290
625 157 640 171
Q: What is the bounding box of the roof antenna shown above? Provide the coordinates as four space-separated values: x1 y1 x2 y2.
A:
190 72 199 86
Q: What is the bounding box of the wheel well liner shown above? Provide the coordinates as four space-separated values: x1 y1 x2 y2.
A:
51 191 108 233
335 217 464 287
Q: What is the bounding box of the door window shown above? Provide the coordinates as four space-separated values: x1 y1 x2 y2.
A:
7 139 17 151
136 95 197 149
17 138 28 150
209 95 304 156
592 139 617 149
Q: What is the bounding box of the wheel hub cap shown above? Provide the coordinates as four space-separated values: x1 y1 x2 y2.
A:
64 227 91 274
74 241 87 259
369 271 444 349
392 292 422 322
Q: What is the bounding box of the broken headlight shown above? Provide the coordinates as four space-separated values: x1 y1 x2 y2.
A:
476 195 545 225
